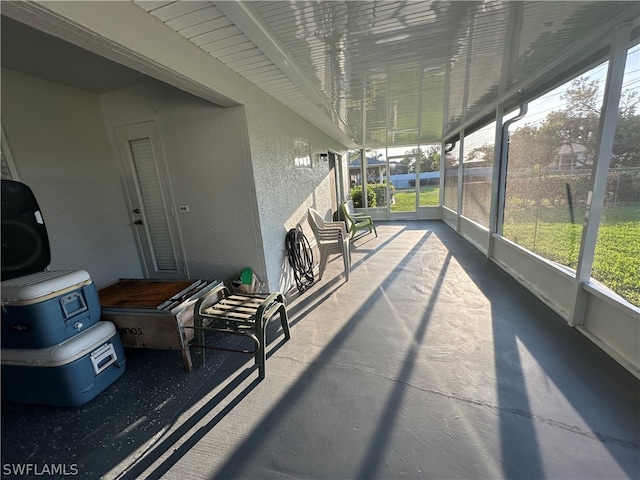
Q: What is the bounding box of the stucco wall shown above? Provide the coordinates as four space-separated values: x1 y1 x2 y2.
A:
2 1 349 292
243 97 346 291
42 0 351 293
99 81 265 286
0 68 143 288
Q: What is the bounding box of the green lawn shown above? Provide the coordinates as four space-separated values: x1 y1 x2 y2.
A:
367 188 638 306
391 187 440 211
503 203 640 307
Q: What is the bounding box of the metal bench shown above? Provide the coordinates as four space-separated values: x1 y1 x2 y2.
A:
190 284 290 377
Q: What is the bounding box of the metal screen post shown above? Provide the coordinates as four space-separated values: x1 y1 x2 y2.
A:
569 22 631 327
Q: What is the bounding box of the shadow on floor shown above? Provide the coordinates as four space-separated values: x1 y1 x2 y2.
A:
2 221 638 480
0 330 266 479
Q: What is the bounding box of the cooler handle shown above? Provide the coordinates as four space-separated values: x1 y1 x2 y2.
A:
90 343 117 375
59 291 88 319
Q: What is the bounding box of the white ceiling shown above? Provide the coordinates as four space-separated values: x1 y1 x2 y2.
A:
136 1 639 148
2 2 638 150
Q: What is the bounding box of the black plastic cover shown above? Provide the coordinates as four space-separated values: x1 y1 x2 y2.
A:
1 179 51 280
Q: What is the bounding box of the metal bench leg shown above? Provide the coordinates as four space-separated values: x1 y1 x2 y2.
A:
280 304 290 340
256 314 267 378
193 314 206 367
274 293 291 340
256 297 289 378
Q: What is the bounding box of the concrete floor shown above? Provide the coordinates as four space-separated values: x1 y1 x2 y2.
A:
2 221 638 479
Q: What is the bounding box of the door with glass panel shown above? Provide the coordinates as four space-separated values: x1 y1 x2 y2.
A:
388 149 418 218
114 122 187 279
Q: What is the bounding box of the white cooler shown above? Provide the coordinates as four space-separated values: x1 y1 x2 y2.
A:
1 270 101 349
1 321 126 407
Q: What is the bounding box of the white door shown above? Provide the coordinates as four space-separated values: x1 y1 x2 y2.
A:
114 121 187 279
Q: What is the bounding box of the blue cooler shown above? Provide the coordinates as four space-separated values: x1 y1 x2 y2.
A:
1 321 126 407
1 270 101 349
1 180 102 348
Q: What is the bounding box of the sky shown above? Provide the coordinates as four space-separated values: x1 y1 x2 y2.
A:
516 43 639 127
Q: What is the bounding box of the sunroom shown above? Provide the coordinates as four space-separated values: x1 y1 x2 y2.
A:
1 1 638 478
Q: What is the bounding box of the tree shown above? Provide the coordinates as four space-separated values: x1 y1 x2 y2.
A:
612 88 639 168
508 123 556 173
537 78 600 163
400 146 441 173
508 75 639 171
612 114 640 168
425 145 441 172
465 144 494 163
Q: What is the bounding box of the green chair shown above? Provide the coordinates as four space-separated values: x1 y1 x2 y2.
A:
341 200 377 239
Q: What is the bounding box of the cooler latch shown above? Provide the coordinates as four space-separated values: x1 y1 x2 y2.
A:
59 291 88 319
90 343 117 375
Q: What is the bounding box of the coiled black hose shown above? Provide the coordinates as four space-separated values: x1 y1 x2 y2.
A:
285 225 314 293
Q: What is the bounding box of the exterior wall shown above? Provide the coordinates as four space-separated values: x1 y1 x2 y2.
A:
0 68 143 288
99 81 266 287
1 1 348 292
242 96 346 292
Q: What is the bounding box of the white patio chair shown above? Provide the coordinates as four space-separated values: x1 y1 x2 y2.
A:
307 208 351 281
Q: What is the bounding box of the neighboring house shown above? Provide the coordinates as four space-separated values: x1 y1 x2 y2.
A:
349 156 387 184
556 143 589 171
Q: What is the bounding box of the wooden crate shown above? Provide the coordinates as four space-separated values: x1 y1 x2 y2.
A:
99 279 222 370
